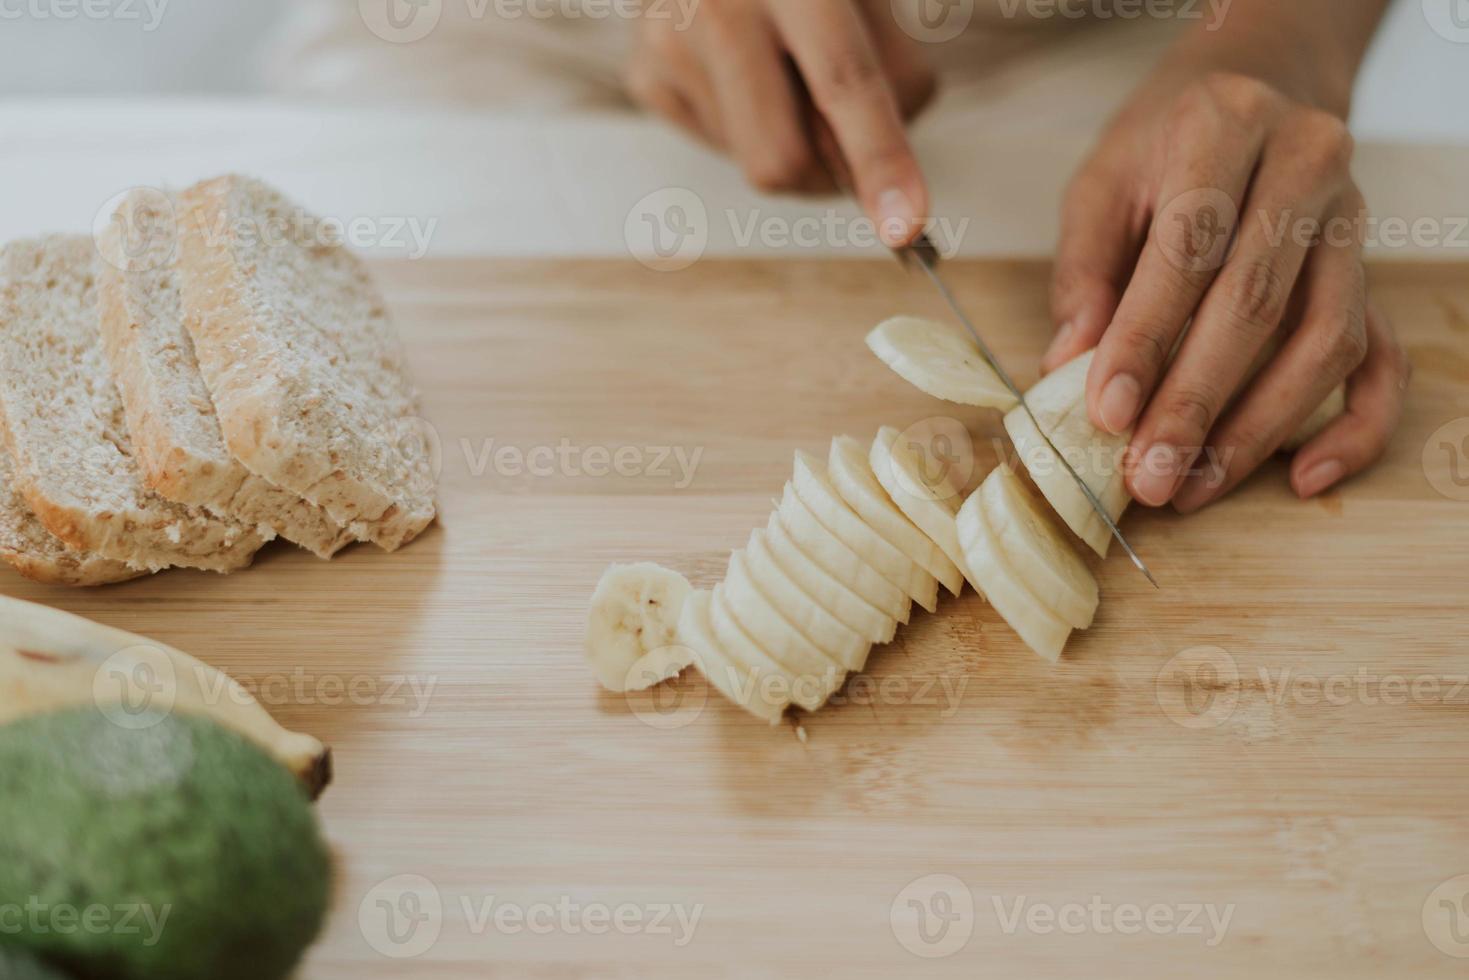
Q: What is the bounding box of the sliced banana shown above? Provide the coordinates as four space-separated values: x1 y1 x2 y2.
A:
1003 350 1129 557
866 315 1019 411
585 563 695 692
828 435 965 597
976 463 1099 630
870 427 974 589
777 483 912 625
792 451 939 613
678 590 786 724
723 549 847 702
956 490 1073 662
1283 384 1345 451
710 584 826 712
745 528 870 670
763 514 899 646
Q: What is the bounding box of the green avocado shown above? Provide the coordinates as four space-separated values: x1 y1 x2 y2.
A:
0 708 332 980
0 946 75 979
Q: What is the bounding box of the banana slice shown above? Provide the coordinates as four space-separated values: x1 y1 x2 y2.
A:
777 484 912 625
710 584 827 712
1003 351 1129 557
792 451 939 613
869 427 974 589
678 590 786 724
723 549 847 701
0 594 331 797
745 528 871 671
585 563 695 692
956 491 1073 662
976 463 1099 630
828 435 965 597
866 315 1019 411
1283 384 1345 451
763 514 899 646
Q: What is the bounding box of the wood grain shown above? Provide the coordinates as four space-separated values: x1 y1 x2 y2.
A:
4 259 1467 978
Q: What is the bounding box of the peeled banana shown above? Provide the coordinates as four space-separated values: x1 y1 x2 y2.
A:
584 563 695 693
867 316 1019 411
0 594 331 797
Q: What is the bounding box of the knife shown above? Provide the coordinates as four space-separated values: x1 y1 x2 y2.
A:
895 234 1160 589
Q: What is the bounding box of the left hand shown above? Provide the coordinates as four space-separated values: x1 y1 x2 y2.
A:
1044 70 1410 511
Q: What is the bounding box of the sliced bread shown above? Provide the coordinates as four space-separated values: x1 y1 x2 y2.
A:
97 189 354 559
0 446 142 586
178 176 437 551
0 235 263 573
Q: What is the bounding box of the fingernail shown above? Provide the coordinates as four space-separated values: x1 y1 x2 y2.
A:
876 189 917 247
1098 373 1142 434
1133 443 1183 507
1296 459 1344 499
1043 321 1076 369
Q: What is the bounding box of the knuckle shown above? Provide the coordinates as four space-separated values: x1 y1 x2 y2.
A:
1120 317 1175 375
1164 382 1222 439
1292 110 1355 174
1315 308 1369 377
1200 71 1278 121
1223 258 1292 333
811 48 885 107
895 63 938 117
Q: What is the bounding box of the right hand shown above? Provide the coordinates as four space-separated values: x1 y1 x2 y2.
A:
626 0 936 247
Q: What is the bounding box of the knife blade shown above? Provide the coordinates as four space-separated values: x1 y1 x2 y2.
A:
897 235 1159 589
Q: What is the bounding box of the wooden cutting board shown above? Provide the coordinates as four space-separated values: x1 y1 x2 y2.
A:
6 259 1467 979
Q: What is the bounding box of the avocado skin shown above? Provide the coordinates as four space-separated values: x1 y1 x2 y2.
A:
0 708 332 980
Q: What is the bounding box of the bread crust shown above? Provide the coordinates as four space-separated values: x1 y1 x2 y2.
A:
178 176 436 551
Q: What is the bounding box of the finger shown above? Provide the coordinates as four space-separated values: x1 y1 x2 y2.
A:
772 0 929 247
697 8 824 193
857 0 938 120
627 63 712 146
633 21 726 147
1127 117 1351 507
1172 195 1368 513
1044 162 1148 374
1289 304 1411 499
1085 90 1271 436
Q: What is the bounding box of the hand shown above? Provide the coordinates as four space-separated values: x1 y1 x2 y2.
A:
1045 70 1410 511
625 0 935 247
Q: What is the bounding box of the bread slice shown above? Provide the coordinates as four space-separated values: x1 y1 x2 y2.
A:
178 176 437 551
0 235 263 573
0 445 142 586
97 189 354 559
